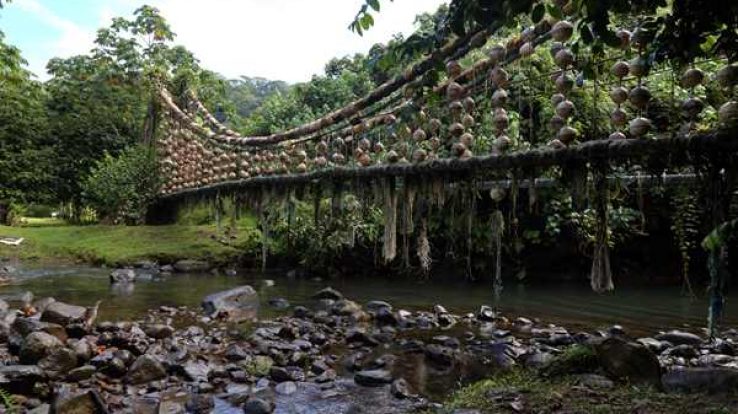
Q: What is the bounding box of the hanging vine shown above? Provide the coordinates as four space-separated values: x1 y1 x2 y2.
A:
669 185 700 298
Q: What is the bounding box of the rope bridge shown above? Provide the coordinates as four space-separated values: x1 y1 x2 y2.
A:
152 8 738 298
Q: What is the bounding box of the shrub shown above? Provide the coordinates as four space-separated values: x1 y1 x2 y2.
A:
82 145 161 225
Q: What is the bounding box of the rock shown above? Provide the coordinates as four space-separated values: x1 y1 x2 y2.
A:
38 347 78 377
127 355 166 384
40 301 87 326
576 374 615 389
666 344 699 359
346 328 379 346
66 365 96 382
0 365 46 394
52 388 107 414
477 305 496 321
662 367 738 393
354 369 393 387
425 344 456 367
293 306 310 319
697 354 735 367
275 381 297 395
433 304 449 314
20 331 64 363
143 323 174 339
637 337 670 353
333 299 362 316
0 298 8 313
109 269 136 284
267 298 290 310
28 404 50 414
225 344 249 361
655 331 703 346
71 339 94 362
366 301 392 312
202 286 259 322
243 397 273 414
33 297 56 314
12 317 65 340
269 366 304 382
173 259 211 273
313 287 343 301
375 308 398 326
595 337 661 386
390 378 413 398
187 394 214 412
182 360 210 382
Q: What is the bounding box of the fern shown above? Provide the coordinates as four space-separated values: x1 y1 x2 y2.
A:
0 387 16 414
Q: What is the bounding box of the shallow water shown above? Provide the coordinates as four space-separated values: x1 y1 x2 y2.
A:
2 263 736 336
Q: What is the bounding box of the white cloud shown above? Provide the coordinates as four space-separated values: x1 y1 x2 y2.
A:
13 0 447 82
122 0 447 82
15 0 96 64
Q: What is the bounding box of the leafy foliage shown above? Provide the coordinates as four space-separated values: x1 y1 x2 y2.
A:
82 146 161 224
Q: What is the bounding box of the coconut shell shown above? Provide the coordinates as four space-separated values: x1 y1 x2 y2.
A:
452 142 467 156
449 122 465 137
616 29 631 49
628 117 652 137
609 131 626 140
488 44 506 64
520 42 535 57
447 82 465 101
412 149 428 163
611 61 630 78
556 100 575 118
557 126 578 144
490 67 509 88
549 115 565 131
386 150 400 163
554 49 575 68
492 89 509 107
628 86 652 109
462 114 475 128
429 118 442 134
610 86 629 104
551 93 566 107
555 74 574 93
412 129 427 142
463 97 476 113
718 101 738 127
681 68 705 88
552 21 574 42
611 108 628 127
446 60 462 77
460 132 474 147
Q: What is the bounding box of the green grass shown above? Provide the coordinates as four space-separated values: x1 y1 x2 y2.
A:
438 369 738 414
0 216 260 267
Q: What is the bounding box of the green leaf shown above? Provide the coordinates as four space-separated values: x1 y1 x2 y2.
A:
546 3 562 20
531 3 545 23
367 0 380 12
360 13 374 31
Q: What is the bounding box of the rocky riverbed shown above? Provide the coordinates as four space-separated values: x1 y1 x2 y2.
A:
0 279 736 413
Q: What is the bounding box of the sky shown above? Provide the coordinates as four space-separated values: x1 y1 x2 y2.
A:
0 0 447 82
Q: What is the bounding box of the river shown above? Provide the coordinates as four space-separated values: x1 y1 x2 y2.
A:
3 263 735 337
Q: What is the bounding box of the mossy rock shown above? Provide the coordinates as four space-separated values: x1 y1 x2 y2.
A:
539 344 600 378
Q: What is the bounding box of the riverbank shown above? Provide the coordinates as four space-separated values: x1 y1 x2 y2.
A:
0 282 735 413
0 221 260 267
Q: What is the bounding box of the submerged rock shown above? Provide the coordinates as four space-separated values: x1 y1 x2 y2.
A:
52 388 108 414
201 285 259 322
243 397 274 414
173 259 211 273
0 365 46 394
313 287 343 301
109 269 136 284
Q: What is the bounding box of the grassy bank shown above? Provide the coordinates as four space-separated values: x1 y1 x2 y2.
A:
0 218 260 267
439 369 736 414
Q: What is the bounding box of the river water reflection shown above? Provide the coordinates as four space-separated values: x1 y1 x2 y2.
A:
2 264 735 336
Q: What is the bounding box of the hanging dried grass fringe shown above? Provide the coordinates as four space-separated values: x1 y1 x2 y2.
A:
465 190 475 280
313 185 322 227
431 177 445 207
491 209 504 308
590 167 614 293
383 177 398 262
417 217 431 277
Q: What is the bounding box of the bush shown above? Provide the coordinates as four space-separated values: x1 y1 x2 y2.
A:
24 204 56 218
82 145 161 225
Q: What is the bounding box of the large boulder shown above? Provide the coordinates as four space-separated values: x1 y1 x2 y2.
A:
127 355 166 385
662 367 738 394
20 331 64 363
173 260 211 273
109 269 136 284
595 337 661 387
0 365 46 394
41 301 87 326
312 287 343 301
201 286 259 322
